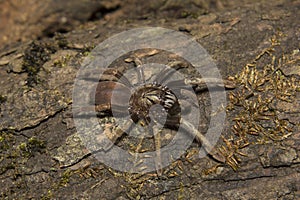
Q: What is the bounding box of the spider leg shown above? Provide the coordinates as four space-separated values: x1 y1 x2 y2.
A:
154 67 179 85
100 68 133 87
185 77 236 92
102 119 135 151
163 77 235 94
128 128 147 174
126 56 146 84
150 122 163 176
135 135 144 154
180 118 225 163
155 60 190 85
133 57 146 84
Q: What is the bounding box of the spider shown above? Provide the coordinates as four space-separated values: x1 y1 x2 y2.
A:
85 53 235 175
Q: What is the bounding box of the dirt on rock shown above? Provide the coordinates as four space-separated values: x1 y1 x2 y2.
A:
0 0 299 199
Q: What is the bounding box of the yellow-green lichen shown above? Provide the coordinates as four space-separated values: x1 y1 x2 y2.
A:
219 33 300 170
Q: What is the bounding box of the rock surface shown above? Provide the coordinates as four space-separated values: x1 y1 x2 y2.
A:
0 0 299 199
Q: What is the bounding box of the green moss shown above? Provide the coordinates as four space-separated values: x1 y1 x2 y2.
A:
18 137 46 158
54 33 69 49
58 169 72 187
22 42 56 87
53 54 73 68
0 131 17 175
1 134 51 199
0 95 7 104
81 45 95 57
41 190 53 200
28 137 46 149
18 142 27 151
181 10 190 18
0 131 13 150
0 132 49 197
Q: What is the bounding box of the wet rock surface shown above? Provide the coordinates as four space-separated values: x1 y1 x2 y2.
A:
0 0 299 199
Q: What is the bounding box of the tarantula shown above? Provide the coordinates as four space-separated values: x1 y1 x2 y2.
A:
86 55 234 175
